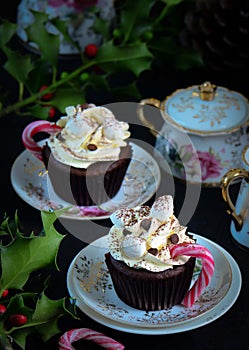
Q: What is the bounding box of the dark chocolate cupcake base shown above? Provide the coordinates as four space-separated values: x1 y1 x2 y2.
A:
105 252 196 311
42 143 132 206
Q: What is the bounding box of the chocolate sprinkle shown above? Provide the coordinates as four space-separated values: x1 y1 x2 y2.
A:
148 248 158 256
170 234 179 244
87 143 97 151
56 132 65 142
123 229 132 236
80 103 90 110
140 218 151 231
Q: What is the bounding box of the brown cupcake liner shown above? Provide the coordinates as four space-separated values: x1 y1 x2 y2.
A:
105 253 196 311
42 144 132 206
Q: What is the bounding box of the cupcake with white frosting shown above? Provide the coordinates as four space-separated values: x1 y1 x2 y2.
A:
105 195 197 311
42 103 132 206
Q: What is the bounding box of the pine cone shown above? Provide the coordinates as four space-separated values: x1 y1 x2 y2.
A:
181 0 249 72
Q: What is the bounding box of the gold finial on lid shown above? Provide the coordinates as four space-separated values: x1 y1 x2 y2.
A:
198 81 217 101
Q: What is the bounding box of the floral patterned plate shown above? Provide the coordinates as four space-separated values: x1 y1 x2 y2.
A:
67 234 241 334
10 142 160 220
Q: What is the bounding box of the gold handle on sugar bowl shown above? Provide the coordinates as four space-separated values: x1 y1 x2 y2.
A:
137 98 161 137
220 168 249 227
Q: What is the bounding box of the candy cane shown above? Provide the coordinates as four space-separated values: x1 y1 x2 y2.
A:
170 243 215 308
22 120 61 161
58 328 125 350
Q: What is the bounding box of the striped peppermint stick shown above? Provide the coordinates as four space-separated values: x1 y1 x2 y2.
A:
170 243 215 308
58 328 125 350
22 120 61 161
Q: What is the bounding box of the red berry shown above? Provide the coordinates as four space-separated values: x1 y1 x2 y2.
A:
39 85 53 101
0 304 6 314
1 290 8 297
8 314 27 327
48 107 56 119
84 44 98 58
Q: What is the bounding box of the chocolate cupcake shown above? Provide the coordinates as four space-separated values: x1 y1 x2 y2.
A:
41 104 132 206
105 195 198 311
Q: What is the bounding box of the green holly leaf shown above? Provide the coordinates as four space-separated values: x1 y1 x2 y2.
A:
0 20 34 84
26 60 53 93
27 104 52 120
32 291 64 323
112 81 142 101
11 329 31 349
26 11 60 67
36 317 60 342
93 16 112 39
3 48 34 84
0 210 66 293
96 41 153 76
161 0 185 7
0 210 79 349
4 292 61 348
50 17 79 50
118 0 156 43
86 72 109 90
0 20 16 48
1 294 34 332
51 87 87 113
31 292 69 341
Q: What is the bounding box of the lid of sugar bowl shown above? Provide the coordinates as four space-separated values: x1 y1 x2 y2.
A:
162 82 249 135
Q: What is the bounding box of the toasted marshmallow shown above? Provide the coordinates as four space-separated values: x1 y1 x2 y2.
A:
150 195 174 223
122 235 147 259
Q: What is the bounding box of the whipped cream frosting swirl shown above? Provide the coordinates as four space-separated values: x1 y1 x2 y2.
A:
108 195 195 272
47 104 130 168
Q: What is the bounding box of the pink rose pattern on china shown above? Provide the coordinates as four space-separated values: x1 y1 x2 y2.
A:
156 134 233 183
179 145 224 181
170 142 227 182
196 150 223 181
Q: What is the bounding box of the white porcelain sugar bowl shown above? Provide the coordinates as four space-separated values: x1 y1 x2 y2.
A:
137 82 249 186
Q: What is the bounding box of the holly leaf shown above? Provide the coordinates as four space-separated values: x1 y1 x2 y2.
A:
51 87 87 113
50 17 80 51
26 10 60 67
112 81 142 101
0 20 16 48
27 104 52 120
11 329 31 350
96 41 153 76
3 48 34 84
26 59 53 93
3 292 72 348
93 16 111 39
32 292 69 341
0 210 79 349
0 20 39 84
118 0 156 43
0 210 66 292
161 0 185 7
